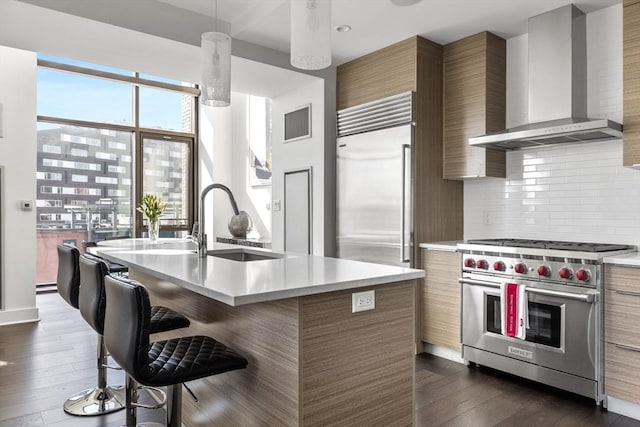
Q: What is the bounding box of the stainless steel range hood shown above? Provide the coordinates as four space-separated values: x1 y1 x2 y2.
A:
469 5 623 150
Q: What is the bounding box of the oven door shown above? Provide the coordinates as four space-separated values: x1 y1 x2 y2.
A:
461 274 597 380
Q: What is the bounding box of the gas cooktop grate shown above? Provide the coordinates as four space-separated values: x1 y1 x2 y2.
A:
466 238 633 253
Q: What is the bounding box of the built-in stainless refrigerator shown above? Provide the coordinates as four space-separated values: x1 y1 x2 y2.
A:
336 92 414 267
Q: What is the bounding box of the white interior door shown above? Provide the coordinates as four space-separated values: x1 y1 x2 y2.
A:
284 168 311 254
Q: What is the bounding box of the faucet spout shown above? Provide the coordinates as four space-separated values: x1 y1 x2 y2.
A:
197 183 241 257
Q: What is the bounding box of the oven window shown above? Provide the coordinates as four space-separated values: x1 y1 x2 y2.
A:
486 295 562 348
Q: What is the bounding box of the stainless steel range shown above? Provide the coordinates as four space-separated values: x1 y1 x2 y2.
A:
458 238 635 403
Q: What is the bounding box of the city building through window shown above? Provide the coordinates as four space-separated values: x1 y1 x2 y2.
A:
36 54 198 284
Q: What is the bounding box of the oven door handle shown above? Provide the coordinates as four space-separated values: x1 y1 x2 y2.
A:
458 278 595 303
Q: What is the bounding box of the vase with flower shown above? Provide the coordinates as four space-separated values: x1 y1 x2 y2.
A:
137 193 167 243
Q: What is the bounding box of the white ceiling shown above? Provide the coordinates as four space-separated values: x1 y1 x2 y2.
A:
17 0 622 66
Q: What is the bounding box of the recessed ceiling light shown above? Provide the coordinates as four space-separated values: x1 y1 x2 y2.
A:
390 0 422 6
335 24 352 33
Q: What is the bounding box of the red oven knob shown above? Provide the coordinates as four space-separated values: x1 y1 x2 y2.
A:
537 265 551 277
576 269 591 282
476 259 488 270
558 267 573 279
493 261 506 271
464 258 476 268
514 263 527 274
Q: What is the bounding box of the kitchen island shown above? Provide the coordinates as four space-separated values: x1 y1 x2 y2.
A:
93 239 423 426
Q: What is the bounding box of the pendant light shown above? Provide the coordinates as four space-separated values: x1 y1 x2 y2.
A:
201 0 231 107
290 0 332 70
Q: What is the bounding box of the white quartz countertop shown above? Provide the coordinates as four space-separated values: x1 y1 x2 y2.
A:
603 252 640 267
418 241 462 251
92 239 425 306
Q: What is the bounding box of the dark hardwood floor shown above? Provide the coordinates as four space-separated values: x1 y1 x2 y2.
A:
1 293 639 426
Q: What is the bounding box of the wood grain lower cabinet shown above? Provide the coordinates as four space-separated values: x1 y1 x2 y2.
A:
421 248 461 351
604 264 640 404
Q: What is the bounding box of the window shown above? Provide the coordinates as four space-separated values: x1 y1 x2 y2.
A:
108 189 127 197
108 141 128 151
108 165 126 174
36 55 196 284
36 172 62 181
139 86 194 132
38 68 134 125
70 148 88 157
40 186 62 194
42 158 101 171
140 134 193 229
42 144 61 154
96 176 118 185
96 151 117 160
39 213 69 221
36 200 62 208
61 134 101 147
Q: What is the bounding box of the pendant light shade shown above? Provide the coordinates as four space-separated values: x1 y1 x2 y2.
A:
201 0 231 107
290 0 332 70
201 32 231 107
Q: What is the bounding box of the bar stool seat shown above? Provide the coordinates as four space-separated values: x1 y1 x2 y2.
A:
56 245 191 417
104 275 248 427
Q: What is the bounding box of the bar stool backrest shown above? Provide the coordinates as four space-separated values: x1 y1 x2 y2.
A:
56 243 81 309
104 275 152 382
79 254 110 336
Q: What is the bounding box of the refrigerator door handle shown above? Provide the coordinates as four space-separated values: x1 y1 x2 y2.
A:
401 144 411 263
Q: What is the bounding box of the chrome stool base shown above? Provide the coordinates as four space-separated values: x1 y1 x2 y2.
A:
63 385 125 416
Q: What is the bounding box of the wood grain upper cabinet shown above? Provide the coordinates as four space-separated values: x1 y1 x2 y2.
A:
337 37 464 263
604 264 640 404
623 1 640 167
443 32 506 179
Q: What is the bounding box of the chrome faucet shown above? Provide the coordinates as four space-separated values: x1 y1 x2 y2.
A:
193 183 240 258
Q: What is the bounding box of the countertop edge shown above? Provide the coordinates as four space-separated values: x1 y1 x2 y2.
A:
604 252 640 267
94 245 425 306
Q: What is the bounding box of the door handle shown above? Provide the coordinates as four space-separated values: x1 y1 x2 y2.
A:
400 144 411 264
458 278 595 303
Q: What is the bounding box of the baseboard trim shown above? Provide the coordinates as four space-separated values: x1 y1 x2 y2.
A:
422 342 464 364
0 307 40 325
607 396 640 421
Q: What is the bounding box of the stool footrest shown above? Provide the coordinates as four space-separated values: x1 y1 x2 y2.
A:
131 386 166 410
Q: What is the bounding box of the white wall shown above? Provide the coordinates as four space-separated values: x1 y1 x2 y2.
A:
230 93 272 240
464 4 640 245
0 46 39 324
201 92 273 242
272 79 326 255
199 104 234 242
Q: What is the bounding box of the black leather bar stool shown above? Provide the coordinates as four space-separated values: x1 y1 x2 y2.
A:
56 244 191 417
104 275 248 427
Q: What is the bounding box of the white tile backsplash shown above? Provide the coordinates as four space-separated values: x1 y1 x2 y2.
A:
464 4 640 246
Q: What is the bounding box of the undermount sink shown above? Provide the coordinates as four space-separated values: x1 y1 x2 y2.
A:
207 248 283 262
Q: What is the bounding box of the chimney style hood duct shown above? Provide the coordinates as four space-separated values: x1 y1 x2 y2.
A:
469 5 622 150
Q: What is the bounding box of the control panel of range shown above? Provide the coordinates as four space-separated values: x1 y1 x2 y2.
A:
461 254 597 287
